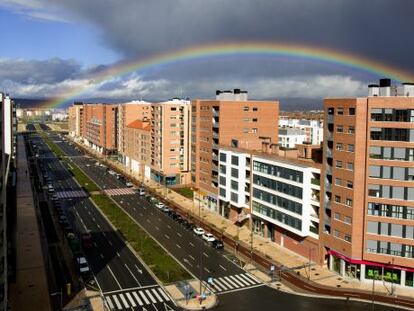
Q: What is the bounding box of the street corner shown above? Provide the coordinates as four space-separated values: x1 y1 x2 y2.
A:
164 279 218 311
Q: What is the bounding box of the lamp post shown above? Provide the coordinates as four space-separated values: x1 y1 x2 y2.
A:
50 291 62 310
308 248 314 281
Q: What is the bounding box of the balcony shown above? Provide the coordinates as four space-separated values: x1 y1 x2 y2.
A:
212 164 218 172
212 132 219 139
212 142 219 150
311 178 320 186
212 154 218 161
212 122 219 129
326 147 333 158
213 110 219 117
327 114 333 123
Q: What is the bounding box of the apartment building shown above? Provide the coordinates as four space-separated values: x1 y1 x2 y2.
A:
150 99 191 185
279 117 324 145
278 127 307 148
117 101 151 164
82 103 118 154
68 103 84 138
321 79 414 288
0 93 17 311
191 89 279 212
218 143 321 262
124 119 151 178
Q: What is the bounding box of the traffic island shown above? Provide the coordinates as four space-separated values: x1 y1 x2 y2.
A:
164 280 218 310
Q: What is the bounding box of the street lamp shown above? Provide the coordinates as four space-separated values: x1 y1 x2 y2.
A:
50 291 63 310
308 248 315 281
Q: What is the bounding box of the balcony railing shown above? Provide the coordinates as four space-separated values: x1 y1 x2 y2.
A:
311 178 320 186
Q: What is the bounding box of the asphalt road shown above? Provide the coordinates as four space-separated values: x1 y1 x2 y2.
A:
32 132 178 311
53 133 404 311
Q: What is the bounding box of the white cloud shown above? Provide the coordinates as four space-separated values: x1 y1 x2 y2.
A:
0 0 71 22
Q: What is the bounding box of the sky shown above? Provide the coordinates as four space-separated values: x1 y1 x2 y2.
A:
0 0 413 106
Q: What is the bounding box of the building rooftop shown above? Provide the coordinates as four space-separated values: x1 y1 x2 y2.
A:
126 119 151 131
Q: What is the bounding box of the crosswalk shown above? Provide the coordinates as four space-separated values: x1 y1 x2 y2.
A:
104 286 172 310
104 188 136 196
203 273 262 294
55 190 88 199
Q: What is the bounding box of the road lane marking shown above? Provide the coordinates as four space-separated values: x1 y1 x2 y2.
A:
119 293 129 308
146 219 151 223
97 223 101 229
203 252 209 258
133 207 137 211
108 240 113 246
164 234 170 239
105 296 114 309
155 226 159 230
175 244 181 248
239 274 258 285
218 277 233 289
124 264 140 286
219 265 227 271
116 252 121 257
100 253 104 259
223 276 240 288
234 274 251 286
177 232 182 237
132 291 143 306
125 292 137 307
204 267 211 273
139 291 150 305
111 295 122 309
189 255 195 261
157 288 170 301
189 242 195 247
151 288 163 302
229 275 245 287
107 265 122 289
167 225 171 229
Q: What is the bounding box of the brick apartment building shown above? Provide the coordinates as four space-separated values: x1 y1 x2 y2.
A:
191 89 279 212
68 102 84 138
82 103 118 154
150 99 191 186
321 79 414 288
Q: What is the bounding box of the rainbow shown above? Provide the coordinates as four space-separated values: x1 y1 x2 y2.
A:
41 41 414 108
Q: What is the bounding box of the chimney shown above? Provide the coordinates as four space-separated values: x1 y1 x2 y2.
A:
261 141 271 154
379 78 391 96
270 143 279 155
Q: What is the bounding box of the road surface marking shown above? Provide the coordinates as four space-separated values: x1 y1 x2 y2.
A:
119 293 129 308
203 252 209 258
100 253 104 259
145 289 157 304
233 274 251 286
213 279 227 290
117 252 121 257
204 267 211 273
105 296 114 309
177 232 182 237
189 242 195 247
167 225 171 229
139 291 150 304
102 232 106 237
239 273 259 285
124 264 140 285
96 223 101 229
164 234 170 239
189 255 195 261
151 288 163 302
150 212 154 216
132 291 144 306
157 288 170 301
133 207 137 211
176 244 181 248
111 295 122 309
229 275 245 287
218 277 233 289
94 242 98 248
125 292 136 307
108 240 112 246
155 226 159 230
146 219 151 223
107 265 122 289
219 265 227 271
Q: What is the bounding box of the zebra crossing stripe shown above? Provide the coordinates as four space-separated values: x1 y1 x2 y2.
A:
145 289 157 304
112 295 122 310
213 279 227 291
119 293 129 308
223 276 240 288
126 292 136 307
151 288 164 303
132 291 143 306
218 277 233 289
139 290 150 305
229 275 245 287
239 273 258 285
233 274 251 286
106 296 114 309
157 288 170 301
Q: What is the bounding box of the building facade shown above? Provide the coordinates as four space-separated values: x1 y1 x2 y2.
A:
150 99 191 185
218 144 321 262
278 127 307 148
68 103 84 138
191 89 279 212
279 117 324 146
321 79 414 288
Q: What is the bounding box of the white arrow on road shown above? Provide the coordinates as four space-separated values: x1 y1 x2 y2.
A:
135 264 143 274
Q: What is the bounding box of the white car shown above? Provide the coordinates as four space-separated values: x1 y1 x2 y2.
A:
125 181 133 188
76 256 90 275
139 188 145 196
202 233 216 242
108 170 116 176
193 227 205 236
155 202 165 209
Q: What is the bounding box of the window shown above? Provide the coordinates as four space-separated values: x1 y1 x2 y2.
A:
231 180 238 190
219 187 226 197
243 106 249 111
231 168 238 178
348 126 355 134
252 118 258 122
219 176 226 186
336 143 343 151
231 192 238 202
346 198 353 207
348 144 355 152
349 108 355 115
231 156 239 165
344 235 351 242
334 213 341 220
336 125 343 133
335 195 341 203
243 118 250 122
344 216 352 224
347 180 353 189
337 108 344 115
334 230 340 237
335 178 341 186
253 107 258 111
336 160 343 168
347 162 354 171
243 128 249 133
219 153 227 162
251 128 258 133
171 107 177 111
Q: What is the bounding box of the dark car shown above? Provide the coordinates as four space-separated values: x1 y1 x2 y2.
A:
212 239 224 250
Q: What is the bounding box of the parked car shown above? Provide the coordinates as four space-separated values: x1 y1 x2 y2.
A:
51 194 58 201
116 173 122 179
138 188 145 196
125 181 133 187
108 170 116 176
95 161 100 166
162 206 170 213
81 231 93 249
202 233 216 243
48 186 55 193
212 239 224 249
193 227 205 236
155 202 165 209
75 255 91 275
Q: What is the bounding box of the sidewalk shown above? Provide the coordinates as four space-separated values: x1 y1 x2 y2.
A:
9 135 51 311
74 140 414 303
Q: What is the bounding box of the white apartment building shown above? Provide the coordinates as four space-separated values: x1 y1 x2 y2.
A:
278 127 307 148
218 146 321 259
279 117 323 145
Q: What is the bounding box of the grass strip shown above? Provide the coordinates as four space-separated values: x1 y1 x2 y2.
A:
173 187 194 199
91 194 191 283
